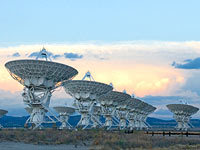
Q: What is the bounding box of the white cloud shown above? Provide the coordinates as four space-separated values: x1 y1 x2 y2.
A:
0 90 24 108
0 40 199 62
1 41 200 118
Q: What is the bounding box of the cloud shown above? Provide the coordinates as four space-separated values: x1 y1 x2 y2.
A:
0 41 199 97
172 57 200 69
141 95 185 106
52 54 62 59
141 94 200 106
180 72 200 96
12 52 20 57
28 51 83 61
64 52 83 60
0 90 24 114
141 95 200 119
2 41 200 118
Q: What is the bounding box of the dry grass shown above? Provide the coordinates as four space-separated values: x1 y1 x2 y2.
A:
92 130 200 150
0 129 200 150
0 129 93 145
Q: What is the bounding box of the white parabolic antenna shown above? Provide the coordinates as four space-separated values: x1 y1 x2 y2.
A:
98 91 131 130
127 98 143 130
127 98 156 130
53 106 75 129
5 48 78 129
63 80 113 129
167 104 199 131
115 91 131 130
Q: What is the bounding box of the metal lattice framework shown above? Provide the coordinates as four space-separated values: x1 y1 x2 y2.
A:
63 80 113 129
0 109 8 128
127 98 143 130
5 49 78 130
139 104 156 129
98 91 131 130
167 104 199 131
115 94 132 130
25 107 33 114
91 105 102 128
127 98 156 130
4 49 160 131
53 106 75 129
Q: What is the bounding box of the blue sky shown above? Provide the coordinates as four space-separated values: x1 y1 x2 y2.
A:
0 1 200 119
1 0 200 45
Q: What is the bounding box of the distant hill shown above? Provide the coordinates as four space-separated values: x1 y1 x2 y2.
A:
146 117 200 128
0 115 200 128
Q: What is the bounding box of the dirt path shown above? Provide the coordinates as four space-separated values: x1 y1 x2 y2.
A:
0 142 89 150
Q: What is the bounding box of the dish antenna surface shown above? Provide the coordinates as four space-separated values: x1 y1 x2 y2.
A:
5 48 78 129
167 104 199 131
98 91 131 130
63 72 113 129
127 98 143 130
115 91 131 130
53 106 75 129
127 98 156 130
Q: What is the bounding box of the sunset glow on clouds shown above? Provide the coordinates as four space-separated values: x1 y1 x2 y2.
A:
1 0 200 120
0 41 190 96
0 41 200 118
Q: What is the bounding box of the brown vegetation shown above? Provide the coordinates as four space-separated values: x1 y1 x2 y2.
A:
0 129 200 149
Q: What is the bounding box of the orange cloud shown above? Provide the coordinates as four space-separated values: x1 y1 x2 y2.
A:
0 42 188 98
67 60 185 97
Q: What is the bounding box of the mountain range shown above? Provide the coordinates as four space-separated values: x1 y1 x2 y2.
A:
1 115 200 129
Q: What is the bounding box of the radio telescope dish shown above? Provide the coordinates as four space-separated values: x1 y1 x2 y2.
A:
167 104 199 131
53 106 75 129
127 98 156 130
98 91 131 130
5 48 78 130
64 80 112 98
115 93 131 130
98 91 131 106
128 98 143 108
127 98 143 130
63 80 113 129
5 59 78 88
137 102 156 130
0 109 8 128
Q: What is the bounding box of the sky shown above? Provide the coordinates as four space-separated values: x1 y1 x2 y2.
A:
0 0 200 119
